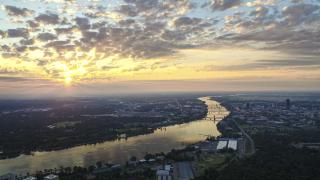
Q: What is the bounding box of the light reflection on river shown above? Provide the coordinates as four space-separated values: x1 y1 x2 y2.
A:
0 97 229 175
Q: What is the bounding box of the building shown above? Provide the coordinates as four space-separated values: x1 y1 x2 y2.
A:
22 177 37 180
216 140 228 150
43 174 59 180
156 170 172 180
227 140 238 150
164 165 171 171
156 164 172 180
286 99 291 109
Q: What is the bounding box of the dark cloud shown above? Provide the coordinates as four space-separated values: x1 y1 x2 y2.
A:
36 33 56 42
0 68 24 74
207 58 320 71
220 27 320 55
173 17 202 27
45 40 74 50
80 30 98 43
211 0 241 11
35 13 60 24
124 0 159 12
144 22 166 33
54 27 74 34
162 30 186 41
0 30 5 38
117 4 139 17
1 45 11 52
119 19 136 26
75 17 91 30
282 3 320 26
7 28 29 38
0 76 45 83
26 20 39 28
37 60 48 66
19 38 34 45
101 65 118 71
5 5 34 16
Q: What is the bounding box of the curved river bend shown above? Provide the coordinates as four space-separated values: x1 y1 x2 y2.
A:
0 97 229 175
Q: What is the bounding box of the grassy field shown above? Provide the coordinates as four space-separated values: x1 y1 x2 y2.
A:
194 153 229 175
53 121 81 128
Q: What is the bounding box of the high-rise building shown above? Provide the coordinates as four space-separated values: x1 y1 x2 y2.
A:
286 99 291 109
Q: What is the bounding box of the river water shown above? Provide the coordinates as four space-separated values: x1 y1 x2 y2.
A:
0 97 229 175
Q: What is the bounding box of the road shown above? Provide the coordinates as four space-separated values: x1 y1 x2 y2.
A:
232 119 255 154
174 162 194 180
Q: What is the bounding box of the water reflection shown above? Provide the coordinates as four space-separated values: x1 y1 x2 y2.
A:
0 97 229 175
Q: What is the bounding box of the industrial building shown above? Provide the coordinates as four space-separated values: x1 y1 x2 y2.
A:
44 174 59 180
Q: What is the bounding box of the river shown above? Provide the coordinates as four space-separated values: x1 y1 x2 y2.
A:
0 97 229 175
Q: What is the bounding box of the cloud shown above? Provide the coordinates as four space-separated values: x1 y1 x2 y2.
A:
45 40 74 50
54 27 74 34
219 28 320 56
101 65 119 71
173 17 202 28
35 13 60 24
7 28 29 38
124 0 159 12
246 0 276 7
211 0 241 11
0 0 319 84
20 38 35 45
75 17 91 30
207 58 320 71
117 4 139 17
119 19 136 26
250 6 269 18
26 20 39 28
161 30 186 41
37 33 57 41
0 30 5 38
0 76 41 82
5 5 34 16
282 3 320 26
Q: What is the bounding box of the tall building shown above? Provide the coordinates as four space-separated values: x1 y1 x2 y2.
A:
286 99 291 109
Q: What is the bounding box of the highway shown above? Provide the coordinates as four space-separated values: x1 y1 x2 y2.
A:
174 162 194 180
232 119 255 154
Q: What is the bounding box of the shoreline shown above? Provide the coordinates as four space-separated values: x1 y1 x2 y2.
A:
0 96 229 176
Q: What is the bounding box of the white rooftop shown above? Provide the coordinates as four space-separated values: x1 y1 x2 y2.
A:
156 170 170 176
217 140 228 150
23 177 37 180
164 165 171 171
228 140 238 150
44 174 58 180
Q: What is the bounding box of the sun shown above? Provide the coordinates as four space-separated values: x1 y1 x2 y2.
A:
64 76 73 86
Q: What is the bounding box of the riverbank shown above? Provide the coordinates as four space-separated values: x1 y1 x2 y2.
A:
0 97 228 176
0 98 207 160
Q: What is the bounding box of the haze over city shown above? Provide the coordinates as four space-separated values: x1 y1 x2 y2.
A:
0 0 319 98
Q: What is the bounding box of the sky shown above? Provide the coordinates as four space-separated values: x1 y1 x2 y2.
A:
0 0 319 98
